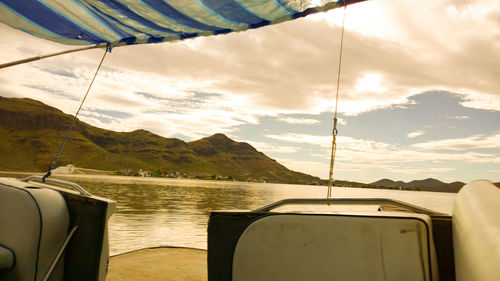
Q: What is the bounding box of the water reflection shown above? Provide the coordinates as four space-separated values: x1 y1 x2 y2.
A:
65 177 296 255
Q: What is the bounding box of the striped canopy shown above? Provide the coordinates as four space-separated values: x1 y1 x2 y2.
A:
0 0 364 47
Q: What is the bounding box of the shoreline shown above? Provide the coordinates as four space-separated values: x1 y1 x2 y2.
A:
1 170 482 193
0 171 319 187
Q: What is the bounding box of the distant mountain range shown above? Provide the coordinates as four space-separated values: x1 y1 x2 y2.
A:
315 178 475 193
0 97 319 184
369 178 467 193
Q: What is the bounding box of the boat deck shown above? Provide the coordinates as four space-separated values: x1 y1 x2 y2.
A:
107 247 207 281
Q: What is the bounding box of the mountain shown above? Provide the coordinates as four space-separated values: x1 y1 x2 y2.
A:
370 178 465 193
0 97 320 184
407 178 446 188
371 179 407 188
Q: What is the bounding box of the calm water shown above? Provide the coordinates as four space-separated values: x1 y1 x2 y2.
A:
8 174 457 255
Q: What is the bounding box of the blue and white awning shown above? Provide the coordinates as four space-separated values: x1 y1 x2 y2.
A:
0 0 365 47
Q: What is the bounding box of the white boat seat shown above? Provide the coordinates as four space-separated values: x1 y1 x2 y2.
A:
0 178 69 281
453 180 500 281
232 212 439 281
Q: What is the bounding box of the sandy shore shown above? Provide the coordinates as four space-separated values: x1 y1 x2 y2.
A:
107 247 207 281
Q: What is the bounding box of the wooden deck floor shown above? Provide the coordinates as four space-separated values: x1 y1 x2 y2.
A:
107 247 207 281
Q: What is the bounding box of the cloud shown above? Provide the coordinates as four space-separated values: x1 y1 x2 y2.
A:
265 132 500 164
278 117 321 125
486 169 500 173
354 74 387 94
444 115 471 120
248 141 302 154
407 130 425 138
337 118 348 125
412 132 500 151
272 157 458 182
0 54 265 139
2 0 500 120
429 167 456 173
265 133 331 148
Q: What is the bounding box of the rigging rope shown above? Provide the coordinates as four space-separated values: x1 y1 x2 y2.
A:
327 4 347 200
42 47 109 182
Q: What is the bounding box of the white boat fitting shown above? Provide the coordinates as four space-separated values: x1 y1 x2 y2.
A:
452 180 500 281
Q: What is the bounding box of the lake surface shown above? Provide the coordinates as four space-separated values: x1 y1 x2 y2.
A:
48 175 456 256
1 173 456 256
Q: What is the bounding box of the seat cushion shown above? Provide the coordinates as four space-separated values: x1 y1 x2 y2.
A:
233 212 438 281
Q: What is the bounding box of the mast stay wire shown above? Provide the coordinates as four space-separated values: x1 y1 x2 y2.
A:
327 4 347 200
42 46 109 182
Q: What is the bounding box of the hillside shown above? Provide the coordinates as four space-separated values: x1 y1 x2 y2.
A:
370 178 465 193
0 97 320 184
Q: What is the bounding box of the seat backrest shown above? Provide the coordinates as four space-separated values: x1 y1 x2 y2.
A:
0 178 69 281
232 212 438 281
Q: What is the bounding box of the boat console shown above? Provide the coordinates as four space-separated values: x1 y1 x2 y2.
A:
0 176 115 281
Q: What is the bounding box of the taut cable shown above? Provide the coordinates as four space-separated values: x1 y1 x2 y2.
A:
327 5 347 200
42 47 108 182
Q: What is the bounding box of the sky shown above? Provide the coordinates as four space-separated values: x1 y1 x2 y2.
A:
0 0 499 183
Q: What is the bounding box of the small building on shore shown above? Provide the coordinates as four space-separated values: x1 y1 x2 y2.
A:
52 164 74 174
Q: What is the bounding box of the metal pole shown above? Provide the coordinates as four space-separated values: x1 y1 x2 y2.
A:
0 44 106 69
